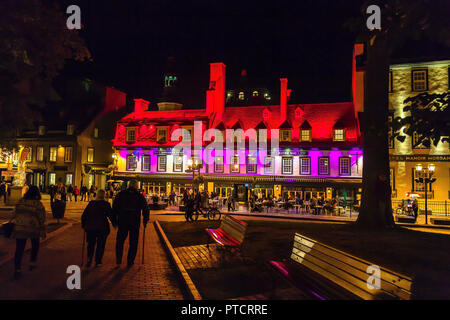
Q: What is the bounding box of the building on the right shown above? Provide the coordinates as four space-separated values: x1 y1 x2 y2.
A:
355 51 449 212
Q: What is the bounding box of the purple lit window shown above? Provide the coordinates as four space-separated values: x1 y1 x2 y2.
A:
141 155 150 171
127 155 137 171
339 157 351 176
282 157 293 175
247 157 257 174
318 157 329 175
214 156 224 173
231 156 240 173
264 157 274 174
300 157 311 175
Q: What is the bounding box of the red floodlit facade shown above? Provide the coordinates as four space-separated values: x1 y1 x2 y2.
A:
113 51 363 203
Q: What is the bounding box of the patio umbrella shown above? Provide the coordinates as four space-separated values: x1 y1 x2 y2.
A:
405 192 421 198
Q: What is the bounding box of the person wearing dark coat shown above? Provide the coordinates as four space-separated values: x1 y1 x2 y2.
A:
112 180 149 267
81 189 114 267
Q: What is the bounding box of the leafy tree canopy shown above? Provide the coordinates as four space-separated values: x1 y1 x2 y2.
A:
0 0 91 140
391 92 449 148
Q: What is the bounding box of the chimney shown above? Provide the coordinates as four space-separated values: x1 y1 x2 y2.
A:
280 78 288 124
134 98 149 116
352 43 365 115
206 63 226 118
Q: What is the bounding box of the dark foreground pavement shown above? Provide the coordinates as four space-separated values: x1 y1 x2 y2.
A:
0 223 184 300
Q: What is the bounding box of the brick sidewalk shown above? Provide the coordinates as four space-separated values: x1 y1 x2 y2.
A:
0 223 184 300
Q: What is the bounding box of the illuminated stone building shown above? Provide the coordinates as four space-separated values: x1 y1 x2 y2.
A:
354 46 450 205
0 79 127 191
112 54 364 204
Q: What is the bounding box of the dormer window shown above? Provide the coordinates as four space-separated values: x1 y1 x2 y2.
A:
157 127 167 143
38 125 46 136
300 129 311 142
238 92 245 100
295 107 302 119
280 130 291 142
67 124 75 135
126 127 136 143
333 129 345 141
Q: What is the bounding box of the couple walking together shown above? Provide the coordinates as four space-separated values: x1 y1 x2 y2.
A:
81 180 149 267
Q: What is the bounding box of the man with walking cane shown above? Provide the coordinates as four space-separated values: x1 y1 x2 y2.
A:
112 180 149 268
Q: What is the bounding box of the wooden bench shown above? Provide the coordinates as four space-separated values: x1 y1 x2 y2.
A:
205 214 247 256
430 217 450 226
394 214 417 223
269 233 413 300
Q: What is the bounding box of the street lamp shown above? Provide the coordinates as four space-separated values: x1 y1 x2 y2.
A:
186 158 202 192
415 163 436 224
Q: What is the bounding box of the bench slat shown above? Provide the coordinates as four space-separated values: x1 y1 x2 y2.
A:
294 234 412 292
293 238 412 293
290 250 378 300
292 242 410 300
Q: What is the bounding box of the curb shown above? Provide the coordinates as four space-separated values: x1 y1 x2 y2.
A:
0 222 73 267
154 220 202 300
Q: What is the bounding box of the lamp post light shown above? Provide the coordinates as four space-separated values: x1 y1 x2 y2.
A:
112 154 118 178
186 159 202 192
415 163 436 224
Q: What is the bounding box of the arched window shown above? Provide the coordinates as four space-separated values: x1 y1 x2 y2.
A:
238 92 245 100
252 91 259 97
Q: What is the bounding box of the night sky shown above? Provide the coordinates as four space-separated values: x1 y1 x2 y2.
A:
58 0 446 109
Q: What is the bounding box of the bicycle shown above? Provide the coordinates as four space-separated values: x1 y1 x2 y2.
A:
191 205 222 221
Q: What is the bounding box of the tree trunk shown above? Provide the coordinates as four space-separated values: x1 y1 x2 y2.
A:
356 36 395 228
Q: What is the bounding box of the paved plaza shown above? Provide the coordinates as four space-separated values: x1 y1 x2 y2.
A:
0 201 184 300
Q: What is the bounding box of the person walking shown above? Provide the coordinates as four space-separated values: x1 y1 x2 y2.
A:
412 198 419 221
10 186 46 279
67 184 74 202
74 186 79 202
0 181 7 204
81 190 115 267
81 185 88 202
89 185 96 201
112 180 149 267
